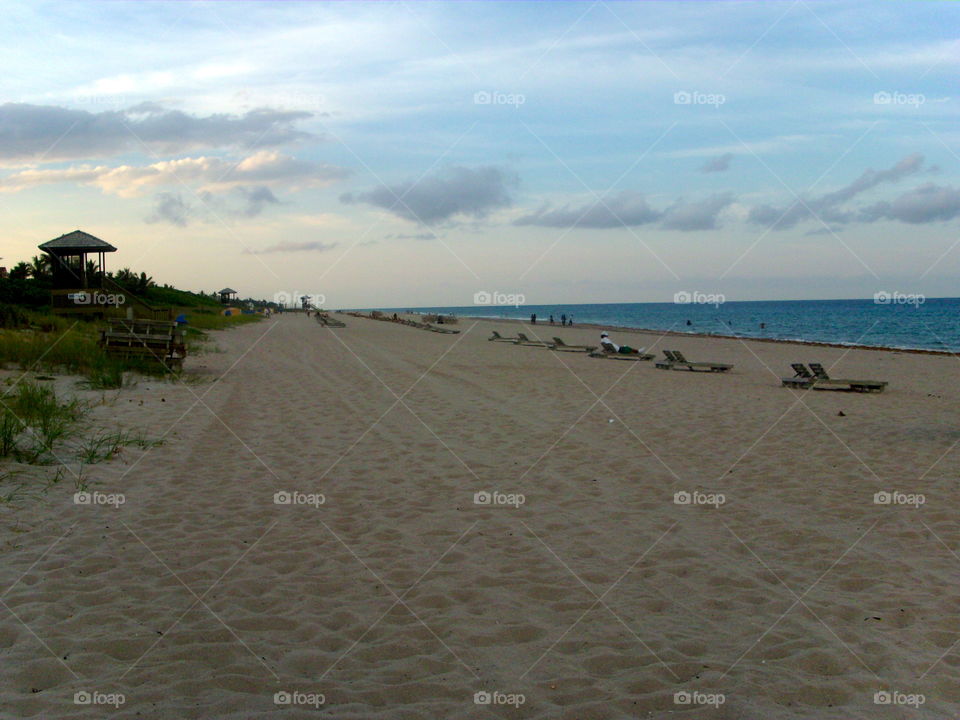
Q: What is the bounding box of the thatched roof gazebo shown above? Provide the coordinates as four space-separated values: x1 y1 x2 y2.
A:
218 288 238 304
39 230 116 290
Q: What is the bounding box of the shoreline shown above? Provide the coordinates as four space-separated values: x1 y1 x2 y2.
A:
455 314 957 356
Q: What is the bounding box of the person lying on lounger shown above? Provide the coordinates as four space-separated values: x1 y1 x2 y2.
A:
599 332 641 354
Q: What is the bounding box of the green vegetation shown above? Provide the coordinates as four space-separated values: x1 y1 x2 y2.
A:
0 381 85 463
0 256 266 384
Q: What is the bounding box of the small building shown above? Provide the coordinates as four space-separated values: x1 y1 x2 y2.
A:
39 230 117 315
218 288 238 304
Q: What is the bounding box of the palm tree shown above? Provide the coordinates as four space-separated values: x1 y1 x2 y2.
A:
9 261 29 280
28 254 51 281
136 272 153 294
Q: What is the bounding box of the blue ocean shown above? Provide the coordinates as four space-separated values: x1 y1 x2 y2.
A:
374 298 960 352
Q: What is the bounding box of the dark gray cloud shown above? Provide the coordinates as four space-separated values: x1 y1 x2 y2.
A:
386 232 439 240
860 183 960 224
748 153 925 230
245 240 339 254
0 102 314 164
341 166 515 225
146 185 281 226
700 153 734 173
232 185 280 217
660 193 735 231
514 191 661 228
146 192 191 227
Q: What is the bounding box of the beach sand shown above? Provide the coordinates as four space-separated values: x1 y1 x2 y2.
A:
1 313 958 718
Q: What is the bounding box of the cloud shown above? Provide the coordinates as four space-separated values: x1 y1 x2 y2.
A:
245 240 339 254
700 153 734 173
0 103 314 165
748 153 925 230
514 191 661 228
146 193 192 227
660 193 735 231
860 183 960 224
145 185 283 226
341 165 515 224
385 232 439 240
230 186 280 217
0 150 347 197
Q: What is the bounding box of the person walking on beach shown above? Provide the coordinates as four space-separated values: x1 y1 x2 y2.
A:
531 313 537 324
561 313 567 326
549 315 554 325
568 315 573 326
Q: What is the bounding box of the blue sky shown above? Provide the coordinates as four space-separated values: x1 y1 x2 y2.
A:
1 1 959 307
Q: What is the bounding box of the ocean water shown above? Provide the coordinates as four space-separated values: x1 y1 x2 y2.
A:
374 298 960 352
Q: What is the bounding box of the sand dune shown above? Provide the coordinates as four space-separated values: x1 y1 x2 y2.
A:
1 313 958 718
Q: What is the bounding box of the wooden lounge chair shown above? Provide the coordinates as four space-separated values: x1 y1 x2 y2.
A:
655 350 678 369
316 313 346 328
781 363 816 388
808 363 887 393
488 330 520 342
551 337 597 353
656 350 733 373
589 343 655 361
515 332 554 347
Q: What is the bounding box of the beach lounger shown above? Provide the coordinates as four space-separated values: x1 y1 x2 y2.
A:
656 350 733 372
551 337 597 352
781 363 815 388
488 330 520 342
808 363 887 393
316 314 346 328
589 344 655 361
515 332 554 347
655 350 678 369
428 325 460 334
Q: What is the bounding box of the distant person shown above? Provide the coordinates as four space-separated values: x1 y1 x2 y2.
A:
599 331 641 355
549 315 555 325
531 313 537 324
686 319 692 326
561 313 567 326
568 315 573 326
760 322 765 330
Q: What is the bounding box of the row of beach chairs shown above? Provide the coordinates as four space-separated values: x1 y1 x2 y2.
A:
781 363 887 393
489 330 888 391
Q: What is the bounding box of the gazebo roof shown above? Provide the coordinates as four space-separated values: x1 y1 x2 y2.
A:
39 230 117 253
219 288 237 294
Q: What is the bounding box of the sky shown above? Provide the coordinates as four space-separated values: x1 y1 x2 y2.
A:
1 0 959 308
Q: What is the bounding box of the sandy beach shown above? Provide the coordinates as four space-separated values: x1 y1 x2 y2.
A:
1 313 959 719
